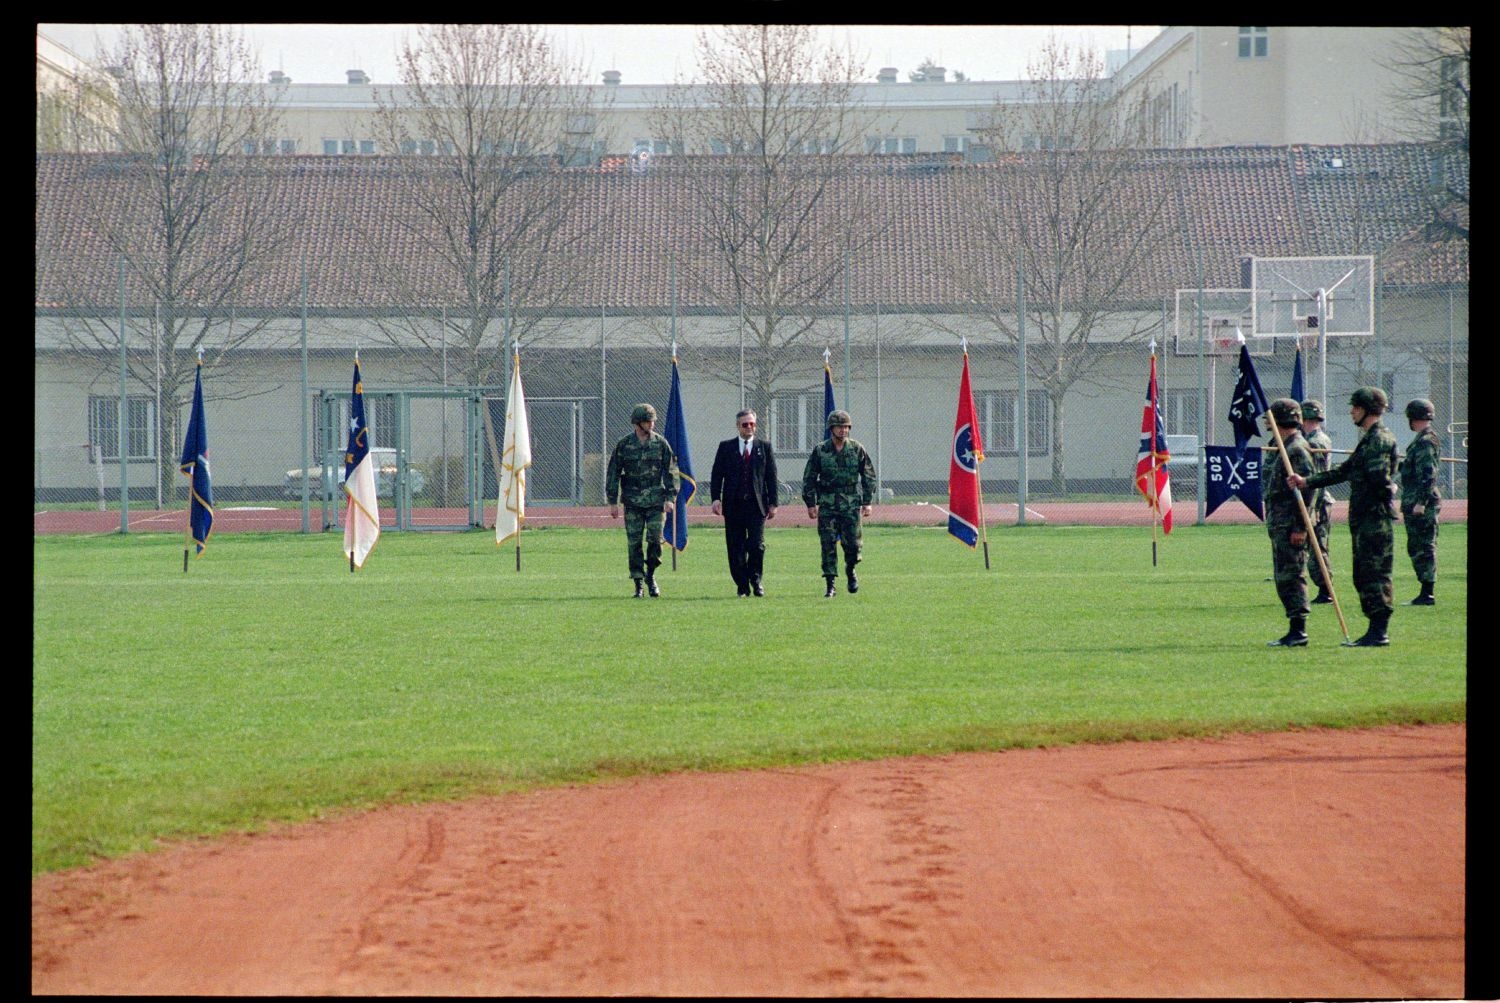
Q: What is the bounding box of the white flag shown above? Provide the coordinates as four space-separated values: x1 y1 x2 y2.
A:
495 356 532 546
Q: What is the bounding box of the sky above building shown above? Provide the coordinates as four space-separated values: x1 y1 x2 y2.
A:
38 23 1160 86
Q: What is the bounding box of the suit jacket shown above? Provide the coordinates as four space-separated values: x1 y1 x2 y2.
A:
710 436 779 517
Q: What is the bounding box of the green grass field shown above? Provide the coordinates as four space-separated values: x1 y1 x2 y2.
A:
33 523 1466 875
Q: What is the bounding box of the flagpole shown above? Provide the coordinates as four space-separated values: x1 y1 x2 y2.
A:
671 342 678 573
183 348 203 572
513 342 522 573
1150 346 1162 556
1266 416 1350 642
964 341 991 570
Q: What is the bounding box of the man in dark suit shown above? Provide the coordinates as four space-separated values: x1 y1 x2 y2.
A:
710 409 779 597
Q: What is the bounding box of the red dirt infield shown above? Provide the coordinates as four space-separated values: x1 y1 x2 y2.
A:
32 498 1470 535
32 724 1464 997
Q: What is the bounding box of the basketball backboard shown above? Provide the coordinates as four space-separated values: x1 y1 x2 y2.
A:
1249 255 1375 339
1173 289 1272 358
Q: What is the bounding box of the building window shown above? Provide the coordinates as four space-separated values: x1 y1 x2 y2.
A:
1162 388 1202 436
866 136 917 154
943 135 970 153
87 396 156 462
798 137 837 154
709 136 762 155
633 138 675 156
1238 27 1269 59
979 390 1049 456
770 393 817 454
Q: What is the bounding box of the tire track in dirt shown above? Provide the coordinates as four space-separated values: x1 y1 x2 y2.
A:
1084 737 1464 994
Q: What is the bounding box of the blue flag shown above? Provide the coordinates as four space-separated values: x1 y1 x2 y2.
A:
1204 445 1263 520
823 359 837 421
178 360 214 555
1227 343 1269 449
662 355 696 551
1290 346 1305 403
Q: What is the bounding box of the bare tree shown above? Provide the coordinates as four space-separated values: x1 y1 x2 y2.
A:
39 24 294 504
649 25 882 423
953 40 1184 492
1385 26 1469 238
363 23 605 481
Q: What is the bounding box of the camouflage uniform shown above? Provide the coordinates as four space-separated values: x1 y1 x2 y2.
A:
1400 424 1442 586
801 435 876 578
605 429 679 582
1264 426 1317 618
1302 414 1335 595
1306 416 1399 619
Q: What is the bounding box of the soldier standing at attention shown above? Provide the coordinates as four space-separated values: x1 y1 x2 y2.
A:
1301 400 1336 605
802 409 876 598
1399 398 1442 606
1289 387 1399 646
1263 399 1317 647
606 403 680 598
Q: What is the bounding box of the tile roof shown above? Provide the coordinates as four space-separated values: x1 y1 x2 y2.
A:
36 144 1466 313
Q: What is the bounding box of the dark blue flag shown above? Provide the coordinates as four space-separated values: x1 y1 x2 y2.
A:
1204 445 1263 520
823 359 837 421
1227 343 1269 449
1290 347 1304 403
662 355 696 551
178 359 214 555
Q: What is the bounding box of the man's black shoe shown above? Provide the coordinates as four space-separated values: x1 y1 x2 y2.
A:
1405 595 1435 606
1268 615 1308 647
633 579 644 599
1342 612 1390 646
824 576 837 598
846 571 859 594
751 578 765 597
646 575 661 598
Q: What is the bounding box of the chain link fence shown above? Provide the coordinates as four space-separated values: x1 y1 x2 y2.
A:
34 271 1468 530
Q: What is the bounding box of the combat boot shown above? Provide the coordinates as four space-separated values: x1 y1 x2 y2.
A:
1344 610 1391 647
1404 582 1435 606
824 575 837 598
1268 615 1308 647
1312 587 1335 604
646 574 661 598
633 579 644 599
846 569 859 594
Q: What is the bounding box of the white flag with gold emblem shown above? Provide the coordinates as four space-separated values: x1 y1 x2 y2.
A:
495 354 531 547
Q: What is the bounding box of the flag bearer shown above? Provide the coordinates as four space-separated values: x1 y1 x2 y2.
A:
1264 399 1317 647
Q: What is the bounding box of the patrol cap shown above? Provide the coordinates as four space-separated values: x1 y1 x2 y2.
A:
1300 399 1325 421
826 409 852 428
1405 398 1435 421
1268 398 1303 427
631 403 657 424
1348 386 1388 413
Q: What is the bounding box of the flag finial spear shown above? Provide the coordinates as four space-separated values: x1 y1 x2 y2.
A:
196 344 204 364
1235 326 1246 344
823 347 831 366
671 339 677 361
961 335 968 353
1148 337 1156 354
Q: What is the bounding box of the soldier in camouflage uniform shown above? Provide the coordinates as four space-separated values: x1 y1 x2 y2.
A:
1399 398 1442 606
1289 387 1400 646
1300 400 1337 604
802 409 876 598
1263 400 1317 647
606 403 680 598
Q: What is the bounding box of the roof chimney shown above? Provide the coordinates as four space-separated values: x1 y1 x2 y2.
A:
269 70 290 85
603 70 621 86
877 67 898 84
346 69 369 85
925 66 947 82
